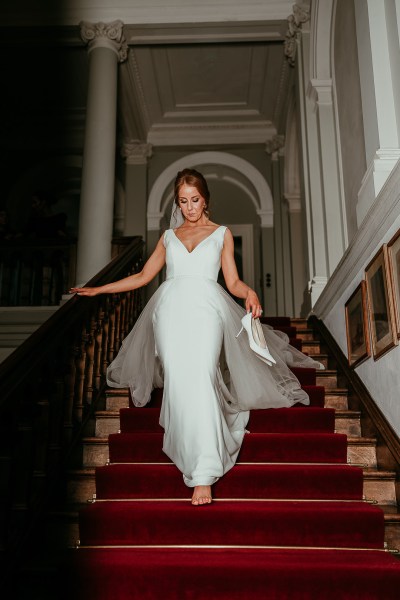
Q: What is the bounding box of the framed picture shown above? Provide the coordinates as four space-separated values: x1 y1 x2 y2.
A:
387 229 400 337
365 246 398 360
345 282 371 367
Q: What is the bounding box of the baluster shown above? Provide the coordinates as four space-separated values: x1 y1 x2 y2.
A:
107 298 117 364
93 306 105 389
47 364 67 480
10 387 36 548
83 316 96 406
73 331 87 423
63 344 77 445
101 314 110 377
113 298 122 354
119 294 127 341
31 394 50 502
0 404 15 552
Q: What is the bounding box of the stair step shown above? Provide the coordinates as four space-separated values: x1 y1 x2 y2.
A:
83 438 110 467
295 329 317 341
335 410 361 437
67 547 400 600
316 370 338 389
105 432 348 466
311 353 329 369
65 467 397 509
383 510 400 550
78 500 385 549
49 503 400 552
67 469 96 504
95 463 364 501
117 407 336 436
82 434 377 469
347 437 377 468
363 470 397 505
325 389 349 410
94 408 362 438
105 388 130 409
301 340 321 354
290 318 308 330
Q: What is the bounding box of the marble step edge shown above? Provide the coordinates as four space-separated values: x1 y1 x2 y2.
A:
290 318 308 328
105 385 349 398
82 435 377 446
94 409 362 419
66 467 395 479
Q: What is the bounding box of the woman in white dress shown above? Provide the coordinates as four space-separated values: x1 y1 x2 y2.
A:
71 169 322 506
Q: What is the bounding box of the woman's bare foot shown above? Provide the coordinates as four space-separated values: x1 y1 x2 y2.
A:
191 485 212 506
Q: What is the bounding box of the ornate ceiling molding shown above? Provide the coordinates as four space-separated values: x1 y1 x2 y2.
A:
0 1 294 27
79 20 128 62
284 2 310 67
147 122 277 146
121 140 153 165
265 134 285 159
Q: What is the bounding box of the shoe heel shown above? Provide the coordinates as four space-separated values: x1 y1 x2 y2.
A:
236 325 244 338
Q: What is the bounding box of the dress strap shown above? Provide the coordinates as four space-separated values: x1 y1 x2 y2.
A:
219 225 228 244
163 229 172 247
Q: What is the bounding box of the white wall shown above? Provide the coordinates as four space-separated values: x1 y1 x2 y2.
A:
333 0 366 242
315 162 400 437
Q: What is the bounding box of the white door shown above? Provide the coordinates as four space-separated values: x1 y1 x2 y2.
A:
219 224 255 290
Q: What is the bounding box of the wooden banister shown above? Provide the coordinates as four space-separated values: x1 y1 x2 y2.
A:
0 236 144 567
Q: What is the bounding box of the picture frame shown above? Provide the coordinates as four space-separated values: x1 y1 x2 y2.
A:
344 281 371 367
387 228 400 337
365 245 398 360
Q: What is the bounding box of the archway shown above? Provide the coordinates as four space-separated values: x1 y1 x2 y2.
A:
147 151 273 230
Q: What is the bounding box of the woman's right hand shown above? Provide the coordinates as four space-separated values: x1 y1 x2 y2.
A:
70 287 100 297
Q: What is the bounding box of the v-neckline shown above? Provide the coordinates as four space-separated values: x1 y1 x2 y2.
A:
172 225 222 254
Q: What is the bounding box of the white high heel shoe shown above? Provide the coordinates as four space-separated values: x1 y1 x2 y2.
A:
236 312 276 366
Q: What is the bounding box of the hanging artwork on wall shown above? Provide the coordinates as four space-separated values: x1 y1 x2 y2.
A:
387 229 400 337
365 246 398 359
344 281 371 367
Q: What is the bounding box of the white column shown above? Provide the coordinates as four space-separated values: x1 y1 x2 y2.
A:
307 79 347 271
286 195 306 317
296 24 328 307
355 0 400 225
76 21 127 285
121 140 153 240
265 136 286 315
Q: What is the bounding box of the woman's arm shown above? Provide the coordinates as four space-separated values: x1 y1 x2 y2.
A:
70 234 167 297
221 228 263 317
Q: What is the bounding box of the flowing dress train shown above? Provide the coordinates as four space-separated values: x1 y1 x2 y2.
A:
107 226 323 487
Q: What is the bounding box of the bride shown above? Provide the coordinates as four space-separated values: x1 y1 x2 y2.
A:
71 168 322 506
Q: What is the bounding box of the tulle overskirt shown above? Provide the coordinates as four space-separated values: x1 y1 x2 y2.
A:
106 279 323 412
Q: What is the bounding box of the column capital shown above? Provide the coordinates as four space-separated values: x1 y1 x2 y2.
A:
80 20 128 62
307 79 333 110
284 2 310 67
256 208 274 228
284 193 302 214
265 134 285 160
121 140 153 165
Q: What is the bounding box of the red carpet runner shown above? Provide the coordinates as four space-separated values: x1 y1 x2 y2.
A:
69 321 400 599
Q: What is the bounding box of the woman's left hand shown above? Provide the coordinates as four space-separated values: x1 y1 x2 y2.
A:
245 290 263 318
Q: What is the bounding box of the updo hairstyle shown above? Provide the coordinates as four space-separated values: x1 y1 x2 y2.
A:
174 168 210 218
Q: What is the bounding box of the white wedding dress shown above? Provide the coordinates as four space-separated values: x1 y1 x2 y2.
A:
107 225 323 487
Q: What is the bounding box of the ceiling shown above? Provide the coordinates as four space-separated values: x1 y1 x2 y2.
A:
120 40 290 146
0 7 296 152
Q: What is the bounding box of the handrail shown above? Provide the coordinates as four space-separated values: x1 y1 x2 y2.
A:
0 237 143 404
0 237 77 306
309 315 400 468
0 236 144 569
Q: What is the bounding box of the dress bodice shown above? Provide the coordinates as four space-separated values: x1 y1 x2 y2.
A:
164 226 227 281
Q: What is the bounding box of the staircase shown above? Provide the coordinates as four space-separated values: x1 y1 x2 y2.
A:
62 318 400 597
